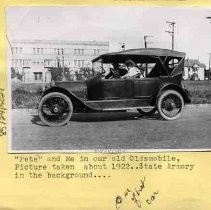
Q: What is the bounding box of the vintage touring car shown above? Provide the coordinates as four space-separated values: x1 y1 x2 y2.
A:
38 48 191 126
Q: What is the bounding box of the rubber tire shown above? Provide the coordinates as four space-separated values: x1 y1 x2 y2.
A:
38 92 73 126
137 107 156 116
157 90 184 121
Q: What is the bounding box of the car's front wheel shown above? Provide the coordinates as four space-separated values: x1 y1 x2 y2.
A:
157 90 184 120
38 92 73 126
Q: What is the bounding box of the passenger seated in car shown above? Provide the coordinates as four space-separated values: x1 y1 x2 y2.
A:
122 59 140 79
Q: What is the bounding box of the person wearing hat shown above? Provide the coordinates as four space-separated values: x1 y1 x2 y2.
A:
122 59 140 79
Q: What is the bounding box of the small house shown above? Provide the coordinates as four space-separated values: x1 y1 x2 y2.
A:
183 59 206 80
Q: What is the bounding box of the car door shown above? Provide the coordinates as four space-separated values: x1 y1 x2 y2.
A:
133 78 161 99
102 78 133 99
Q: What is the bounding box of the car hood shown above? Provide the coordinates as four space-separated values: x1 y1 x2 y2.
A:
55 81 87 101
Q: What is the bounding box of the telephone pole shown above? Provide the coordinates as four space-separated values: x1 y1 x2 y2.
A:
144 35 153 48
165 21 175 50
143 35 153 76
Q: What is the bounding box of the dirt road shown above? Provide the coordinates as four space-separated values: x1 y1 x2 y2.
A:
11 105 211 151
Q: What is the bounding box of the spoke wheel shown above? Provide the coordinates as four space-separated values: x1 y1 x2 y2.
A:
38 92 73 126
157 90 184 120
137 107 156 116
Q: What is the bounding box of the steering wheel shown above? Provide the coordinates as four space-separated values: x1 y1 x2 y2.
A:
109 68 120 79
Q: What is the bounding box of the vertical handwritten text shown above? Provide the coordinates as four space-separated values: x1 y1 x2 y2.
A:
0 88 6 136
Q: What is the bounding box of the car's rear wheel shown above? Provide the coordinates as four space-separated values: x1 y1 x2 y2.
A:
157 90 184 120
38 92 73 126
137 107 156 116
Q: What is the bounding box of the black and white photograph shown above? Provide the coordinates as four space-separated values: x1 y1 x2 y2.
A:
7 6 211 152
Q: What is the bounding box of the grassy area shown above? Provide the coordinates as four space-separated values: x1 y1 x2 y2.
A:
11 80 211 109
11 82 45 109
184 81 211 104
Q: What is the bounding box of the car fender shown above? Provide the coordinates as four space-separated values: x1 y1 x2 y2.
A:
152 83 191 105
41 86 91 111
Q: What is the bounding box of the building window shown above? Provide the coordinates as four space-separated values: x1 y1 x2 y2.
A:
77 60 80 68
31 60 43 66
12 59 23 67
19 59 23 67
12 59 18 67
74 60 85 68
74 60 77 68
94 49 100 55
23 59 31 67
74 49 84 55
34 72 42 81
44 59 53 67
84 61 91 68
55 48 64 55
13 47 22 54
33 48 44 54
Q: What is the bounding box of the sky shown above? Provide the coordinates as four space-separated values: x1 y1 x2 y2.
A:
6 6 211 67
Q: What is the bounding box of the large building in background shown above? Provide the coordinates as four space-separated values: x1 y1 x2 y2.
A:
9 39 109 83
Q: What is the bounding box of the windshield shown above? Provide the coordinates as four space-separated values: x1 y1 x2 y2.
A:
93 59 112 75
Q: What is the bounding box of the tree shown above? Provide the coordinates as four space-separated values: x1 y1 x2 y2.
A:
75 67 93 81
11 67 23 81
11 67 16 79
49 67 76 81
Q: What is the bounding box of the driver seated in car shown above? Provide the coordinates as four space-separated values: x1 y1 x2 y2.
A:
122 59 140 79
105 63 120 79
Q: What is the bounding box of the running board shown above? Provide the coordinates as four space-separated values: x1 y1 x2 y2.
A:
85 99 152 111
102 106 155 111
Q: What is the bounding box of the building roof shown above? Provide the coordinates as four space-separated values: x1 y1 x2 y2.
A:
11 39 109 46
184 59 206 68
